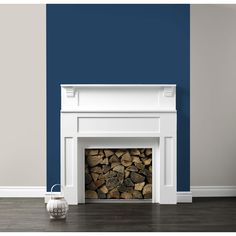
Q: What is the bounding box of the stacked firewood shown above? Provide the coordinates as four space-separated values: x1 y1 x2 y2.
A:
85 148 152 199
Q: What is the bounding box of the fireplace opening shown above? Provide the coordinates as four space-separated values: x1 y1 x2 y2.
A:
85 148 152 200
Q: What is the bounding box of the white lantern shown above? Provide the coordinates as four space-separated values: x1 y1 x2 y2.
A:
46 184 69 220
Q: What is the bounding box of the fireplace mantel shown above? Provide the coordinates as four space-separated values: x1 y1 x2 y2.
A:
60 84 177 204
61 84 176 113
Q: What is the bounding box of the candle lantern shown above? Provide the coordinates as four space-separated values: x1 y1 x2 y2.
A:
46 184 69 220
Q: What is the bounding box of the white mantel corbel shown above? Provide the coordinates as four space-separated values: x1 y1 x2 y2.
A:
164 86 175 97
65 86 75 97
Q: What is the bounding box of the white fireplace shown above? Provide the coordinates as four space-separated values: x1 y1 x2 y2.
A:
61 84 177 205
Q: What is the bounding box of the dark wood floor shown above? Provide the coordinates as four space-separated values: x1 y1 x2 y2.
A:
0 197 235 232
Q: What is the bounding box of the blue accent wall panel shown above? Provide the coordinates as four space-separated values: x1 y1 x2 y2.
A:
47 4 190 192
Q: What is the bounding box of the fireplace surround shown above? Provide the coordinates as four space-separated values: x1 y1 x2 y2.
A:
61 84 177 204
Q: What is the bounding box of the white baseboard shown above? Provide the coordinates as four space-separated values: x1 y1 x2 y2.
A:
0 186 46 197
45 191 193 203
3 186 235 200
45 195 151 203
177 186 236 200
191 186 236 197
177 191 192 203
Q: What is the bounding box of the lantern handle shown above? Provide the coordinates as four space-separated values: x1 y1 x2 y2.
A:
50 184 64 199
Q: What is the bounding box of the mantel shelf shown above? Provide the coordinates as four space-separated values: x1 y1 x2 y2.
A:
61 84 176 112
61 109 177 113
61 84 176 87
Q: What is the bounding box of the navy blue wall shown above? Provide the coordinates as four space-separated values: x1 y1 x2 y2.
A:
47 4 190 192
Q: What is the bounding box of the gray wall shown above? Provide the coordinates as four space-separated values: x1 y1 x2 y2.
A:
191 4 236 186
0 5 46 186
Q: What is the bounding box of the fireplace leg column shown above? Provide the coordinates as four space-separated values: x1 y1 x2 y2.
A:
159 136 177 204
61 113 78 205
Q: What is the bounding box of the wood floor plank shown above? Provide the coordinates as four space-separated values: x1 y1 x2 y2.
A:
0 197 235 232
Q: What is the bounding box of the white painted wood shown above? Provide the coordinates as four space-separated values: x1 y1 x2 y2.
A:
61 113 78 204
159 136 177 204
164 137 173 186
65 86 75 97
45 191 192 203
78 117 160 134
64 138 74 187
176 192 193 203
0 186 45 197
77 139 85 204
63 109 176 113
60 84 177 205
62 84 176 87
191 186 236 197
163 87 175 97
61 84 176 112
46 187 236 203
152 138 160 204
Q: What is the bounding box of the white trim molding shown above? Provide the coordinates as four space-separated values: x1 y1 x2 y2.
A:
191 186 236 197
45 188 236 203
0 186 46 198
61 84 176 113
45 191 193 203
177 191 193 203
